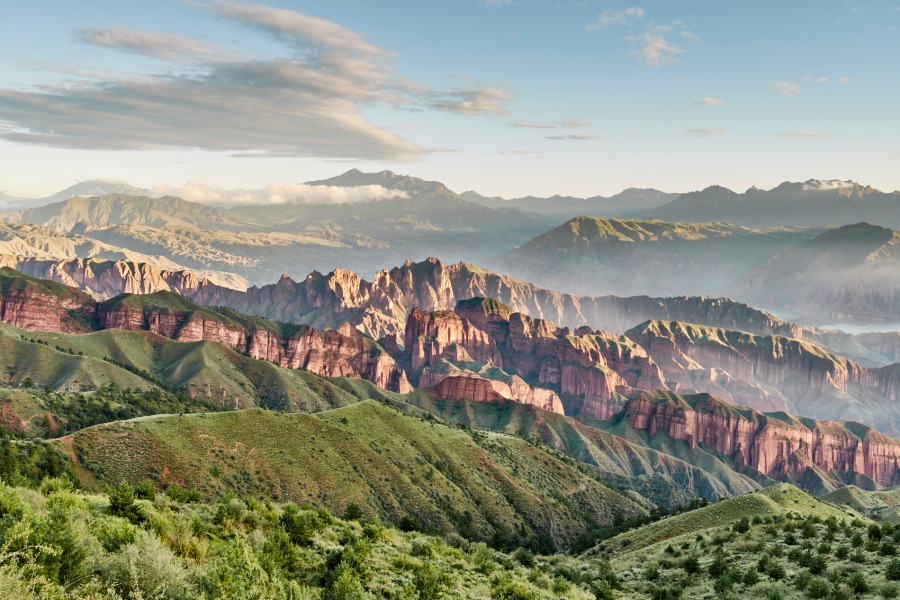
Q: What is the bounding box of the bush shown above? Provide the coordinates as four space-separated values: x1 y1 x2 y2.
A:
490 573 539 600
881 583 900 599
413 560 450 600
805 577 830 599
888 558 900 581
135 479 156 501
107 481 146 524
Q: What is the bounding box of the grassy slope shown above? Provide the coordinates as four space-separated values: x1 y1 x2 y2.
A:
591 484 860 560
64 400 646 549
401 393 760 506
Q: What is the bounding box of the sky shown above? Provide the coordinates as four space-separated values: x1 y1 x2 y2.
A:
0 0 898 200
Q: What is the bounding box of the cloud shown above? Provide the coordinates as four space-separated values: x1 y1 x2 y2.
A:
689 128 725 137
77 28 218 61
201 1 389 56
692 97 725 106
776 132 827 140
0 2 512 160
423 85 513 115
511 119 592 129
512 121 555 129
586 7 645 31
546 134 601 141
627 26 685 66
681 30 701 41
160 181 409 205
838 76 854 84
769 81 801 96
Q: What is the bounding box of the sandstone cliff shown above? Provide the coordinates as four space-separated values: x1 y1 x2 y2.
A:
0 269 410 394
618 391 900 490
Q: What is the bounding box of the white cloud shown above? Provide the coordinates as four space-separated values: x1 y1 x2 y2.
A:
838 76 854 84
801 180 855 190
681 30 701 41
692 97 725 106
689 128 725 137
769 81 801 97
627 26 685 66
512 119 592 129
159 181 409 205
776 132 828 140
586 7 645 31
512 121 555 129
77 28 219 61
546 134 601 141
0 2 512 160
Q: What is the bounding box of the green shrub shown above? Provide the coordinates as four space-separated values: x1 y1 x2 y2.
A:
106 481 146 524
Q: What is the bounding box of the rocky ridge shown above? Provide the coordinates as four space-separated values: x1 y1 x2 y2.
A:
0 268 410 393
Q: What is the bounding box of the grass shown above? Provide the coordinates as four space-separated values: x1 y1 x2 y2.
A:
63 400 646 551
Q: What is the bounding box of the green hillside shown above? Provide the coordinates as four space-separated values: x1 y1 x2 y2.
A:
64 400 646 551
583 484 900 599
0 322 363 413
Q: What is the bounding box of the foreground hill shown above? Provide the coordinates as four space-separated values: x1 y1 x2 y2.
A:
629 179 900 228
0 478 617 599
64 400 645 549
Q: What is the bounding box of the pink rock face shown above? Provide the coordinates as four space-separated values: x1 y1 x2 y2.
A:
0 278 95 334
404 302 666 417
0 271 411 395
94 302 412 393
431 371 564 413
624 392 900 488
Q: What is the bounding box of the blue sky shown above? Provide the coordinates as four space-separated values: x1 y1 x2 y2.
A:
0 0 897 200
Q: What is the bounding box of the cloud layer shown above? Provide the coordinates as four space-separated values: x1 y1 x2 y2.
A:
159 181 409 205
0 1 511 161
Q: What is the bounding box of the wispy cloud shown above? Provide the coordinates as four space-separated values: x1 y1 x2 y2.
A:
158 181 408 205
689 128 725 137
0 2 512 160
77 28 220 61
586 7 645 31
627 25 685 66
546 134 601 141
776 132 828 140
512 120 592 129
769 81 801 97
692 97 725 106
423 84 513 115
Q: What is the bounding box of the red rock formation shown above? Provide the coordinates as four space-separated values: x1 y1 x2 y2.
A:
0 268 411 394
4 254 806 340
431 372 564 414
404 300 667 418
624 391 900 488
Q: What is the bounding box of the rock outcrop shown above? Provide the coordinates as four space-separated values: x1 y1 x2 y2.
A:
621 391 900 489
402 299 665 418
0 269 411 394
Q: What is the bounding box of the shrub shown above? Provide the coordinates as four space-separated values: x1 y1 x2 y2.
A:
846 570 869 594
881 583 900 599
805 577 830 599
887 558 900 581
413 560 450 600
135 480 156 501
107 481 145 524
490 573 539 600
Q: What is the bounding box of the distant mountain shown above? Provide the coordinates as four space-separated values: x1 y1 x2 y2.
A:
39 179 156 204
741 222 900 322
0 193 259 232
461 187 678 223
495 216 820 298
629 179 900 227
